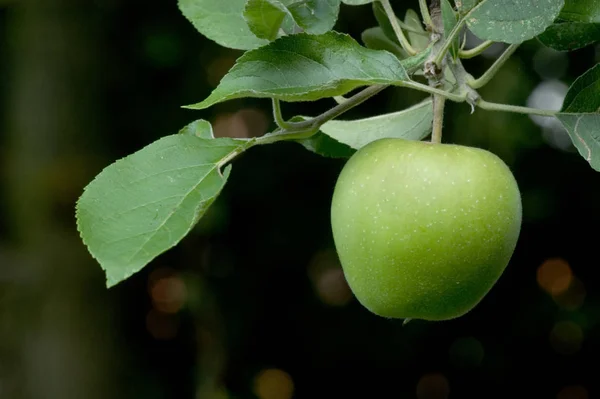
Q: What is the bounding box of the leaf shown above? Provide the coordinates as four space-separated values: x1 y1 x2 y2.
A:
538 0 600 51
466 0 565 44
556 64 600 171
454 0 480 14
372 1 399 45
178 0 268 50
184 31 415 110
287 0 341 34
319 98 433 149
76 129 253 287
441 0 460 59
244 0 291 41
361 26 409 59
178 119 215 138
404 9 430 52
299 132 356 158
538 22 600 51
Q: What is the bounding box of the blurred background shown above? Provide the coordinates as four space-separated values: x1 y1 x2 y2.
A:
1 1 599 398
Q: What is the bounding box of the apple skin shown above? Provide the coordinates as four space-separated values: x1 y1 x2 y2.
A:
330 138 522 321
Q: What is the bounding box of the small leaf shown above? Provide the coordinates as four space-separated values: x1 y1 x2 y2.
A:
556 64 600 171
372 1 399 45
184 31 414 110
76 128 253 287
538 0 600 51
466 0 565 44
288 0 341 34
299 132 356 158
178 0 268 50
319 98 433 149
441 0 460 59
361 26 408 59
404 9 430 52
244 0 291 41
178 119 215 138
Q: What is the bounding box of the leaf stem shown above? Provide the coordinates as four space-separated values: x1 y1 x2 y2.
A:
257 84 389 145
419 0 433 28
401 80 465 102
458 40 494 59
379 0 417 56
476 99 559 117
468 43 520 89
433 17 466 66
272 99 292 129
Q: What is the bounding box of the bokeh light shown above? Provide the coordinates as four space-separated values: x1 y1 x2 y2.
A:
557 385 589 399
448 336 485 368
526 80 571 151
148 268 188 314
252 368 294 399
537 258 586 310
416 373 450 399
307 250 353 307
537 258 573 296
549 321 583 355
212 108 269 139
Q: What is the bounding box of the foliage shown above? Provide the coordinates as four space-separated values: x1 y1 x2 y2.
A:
76 0 599 297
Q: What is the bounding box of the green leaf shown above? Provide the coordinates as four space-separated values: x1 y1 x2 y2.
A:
560 0 600 23
178 0 268 50
556 64 600 171
538 0 600 51
319 98 433 149
466 0 565 44
455 0 480 14
184 31 414 110
244 0 291 41
178 119 215 138
441 0 460 59
404 9 430 52
361 26 408 59
372 1 398 45
287 0 341 34
299 132 356 158
538 22 600 51
76 129 253 287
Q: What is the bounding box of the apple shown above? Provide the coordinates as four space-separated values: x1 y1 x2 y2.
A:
330 138 522 321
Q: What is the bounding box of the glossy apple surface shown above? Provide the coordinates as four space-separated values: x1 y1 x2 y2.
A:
330 138 522 321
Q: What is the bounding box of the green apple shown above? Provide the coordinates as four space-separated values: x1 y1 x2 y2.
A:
330 138 522 321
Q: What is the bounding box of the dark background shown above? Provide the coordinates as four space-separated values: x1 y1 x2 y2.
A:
1 1 599 399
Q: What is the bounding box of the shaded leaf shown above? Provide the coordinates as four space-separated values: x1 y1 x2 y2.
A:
319 98 433 149
244 0 291 41
404 9 430 52
288 0 341 34
556 64 600 171
538 0 600 51
361 26 408 59
441 0 460 59
76 129 253 287
299 132 356 158
466 0 564 44
178 0 268 50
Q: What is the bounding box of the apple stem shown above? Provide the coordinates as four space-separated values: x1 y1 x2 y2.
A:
427 0 446 144
431 95 445 144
